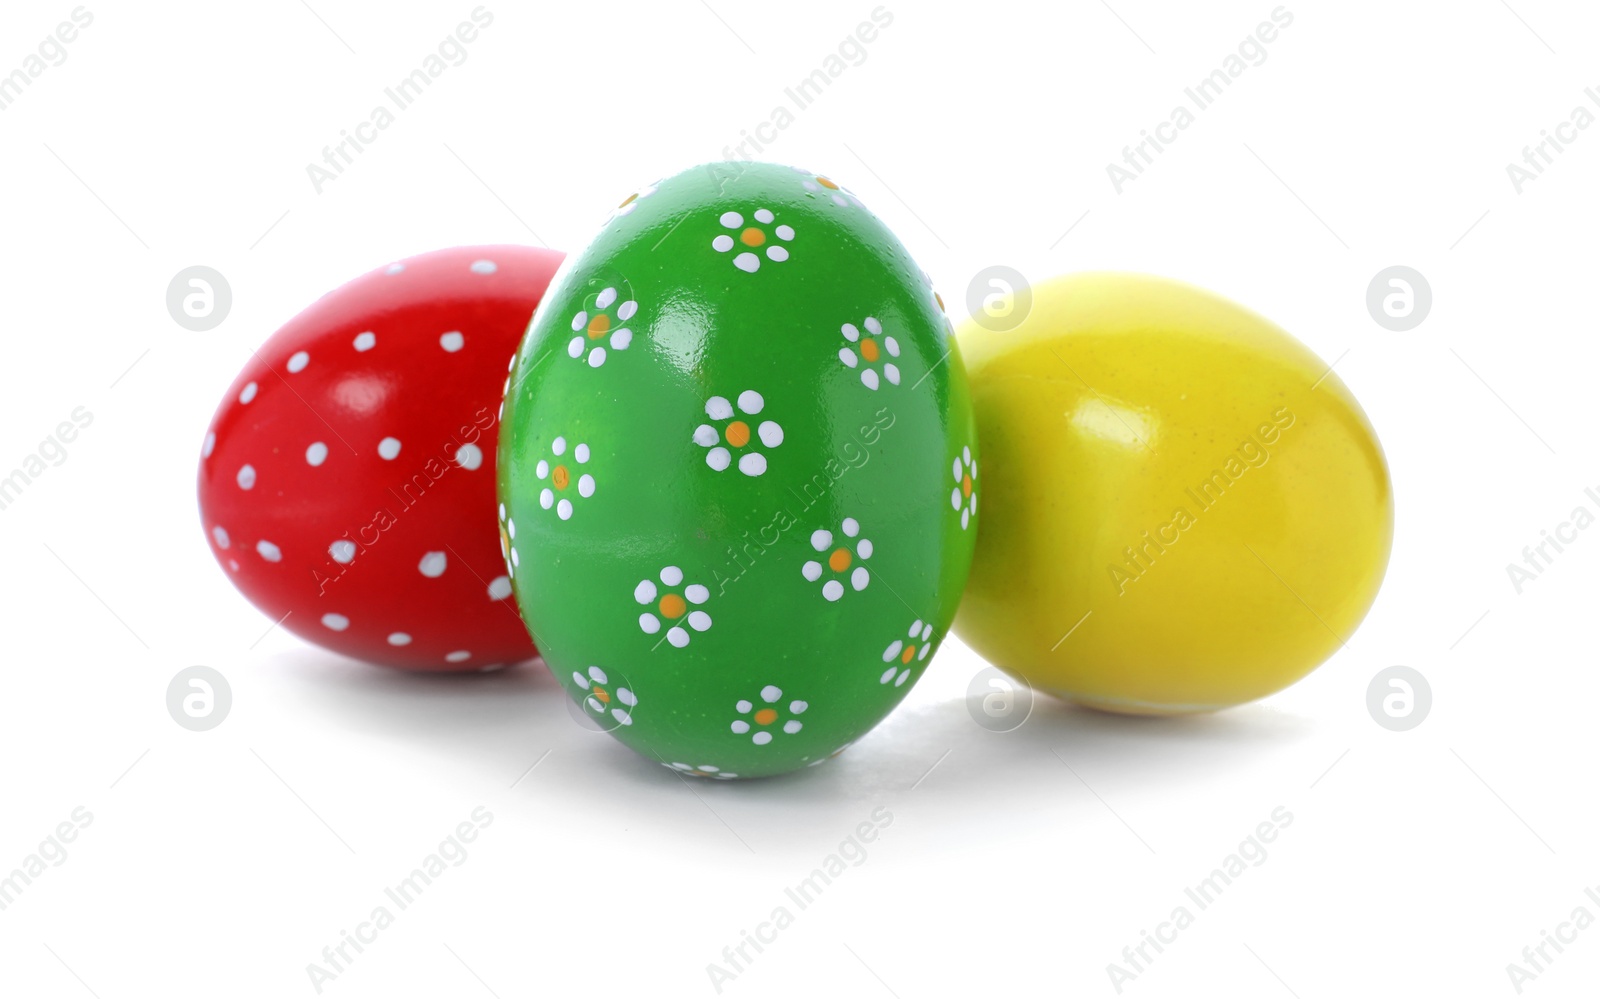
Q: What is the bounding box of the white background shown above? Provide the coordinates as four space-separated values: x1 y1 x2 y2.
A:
1 0 1597 996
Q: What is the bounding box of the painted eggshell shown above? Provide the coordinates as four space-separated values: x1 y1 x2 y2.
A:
198 245 564 671
498 163 977 778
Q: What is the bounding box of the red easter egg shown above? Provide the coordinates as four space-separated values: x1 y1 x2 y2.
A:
197 245 563 670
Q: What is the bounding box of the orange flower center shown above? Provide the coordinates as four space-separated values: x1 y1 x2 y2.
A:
658 593 687 619
754 708 778 726
901 645 916 664
724 420 750 447
618 193 638 208
860 338 880 362
817 176 839 190
962 474 972 498
552 465 570 490
592 686 610 704
934 292 946 312
588 313 610 339
828 548 852 573
740 227 766 247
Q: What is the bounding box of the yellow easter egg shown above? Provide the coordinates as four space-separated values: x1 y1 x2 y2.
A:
955 273 1392 713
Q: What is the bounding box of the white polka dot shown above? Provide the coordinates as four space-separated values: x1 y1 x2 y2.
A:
571 312 588 331
612 709 633 726
639 613 660 634
885 337 900 358
802 560 822 581
687 610 712 632
596 287 617 309
418 551 447 577
236 465 256 490
287 351 310 373
883 641 903 662
767 246 788 262
212 526 230 549
784 720 803 734
575 443 590 463
667 627 689 648
706 447 731 471
635 580 658 603
539 488 553 509
440 331 465 352
306 442 328 466
507 520 516 539
470 260 497 274
896 671 910 686
881 667 899 684
839 347 858 368
256 540 282 562
962 509 971 529
557 498 573 519
922 622 934 641
588 347 606 367
953 458 964 482
660 566 683 586
885 363 900 385
736 699 752 712
378 437 401 460
758 421 783 447
618 688 637 707
387 632 411 646
706 396 733 420
551 437 566 456
455 443 483 470
865 317 882 335
761 685 782 703
446 650 471 663
693 425 719 447
712 234 733 252
720 211 743 228
861 368 880 390
776 224 795 240
202 433 216 459
822 580 844 601
353 331 376 351
239 382 258 404
753 731 772 745
488 576 512 600
951 488 963 510
851 566 870 591
731 720 750 734
811 530 832 551
734 252 759 273
568 337 584 359
578 474 595 498
329 540 356 563
858 539 873 559
322 613 349 631
755 208 774 224
842 323 860 342
738 453 766 476
737 390 763 414
536 460 549 479
842 518 859 537
685 584 709 604
609 326 633 351
617 300 638 321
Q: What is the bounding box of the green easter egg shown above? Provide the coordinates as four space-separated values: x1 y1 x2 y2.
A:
497 161 978 779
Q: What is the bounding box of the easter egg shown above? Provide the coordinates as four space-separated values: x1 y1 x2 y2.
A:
954 273 1393 713
497 162 976 778
198 245 564 670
